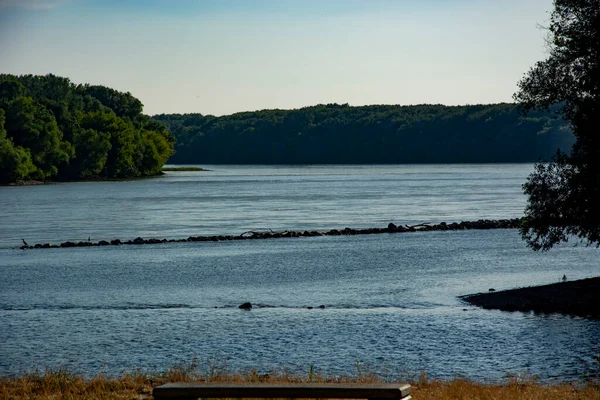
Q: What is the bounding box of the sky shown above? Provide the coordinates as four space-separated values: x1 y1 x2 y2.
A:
0 0 553 116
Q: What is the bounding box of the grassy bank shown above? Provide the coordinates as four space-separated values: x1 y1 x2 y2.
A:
1 366 599 400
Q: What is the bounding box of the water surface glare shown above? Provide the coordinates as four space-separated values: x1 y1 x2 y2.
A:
1 164 528 248
0 165 599 381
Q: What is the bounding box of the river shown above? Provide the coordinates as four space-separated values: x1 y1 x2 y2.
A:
0 164 599 381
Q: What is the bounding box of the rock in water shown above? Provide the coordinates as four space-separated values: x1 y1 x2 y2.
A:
239 302 252 310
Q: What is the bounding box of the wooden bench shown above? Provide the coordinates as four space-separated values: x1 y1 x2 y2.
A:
153 383 411 400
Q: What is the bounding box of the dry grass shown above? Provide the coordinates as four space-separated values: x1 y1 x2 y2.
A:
0 368 152 400
413 376 600 400
1 362 599 400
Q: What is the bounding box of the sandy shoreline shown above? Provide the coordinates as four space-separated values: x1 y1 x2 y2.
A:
461 276 600 319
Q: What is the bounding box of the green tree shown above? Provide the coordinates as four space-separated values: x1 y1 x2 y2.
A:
155 103 572 165
0 109 36 183
79 110 138 178
78 85 143 120
4 97 73 179
515 0 600 250
0 74 175 183
138 129 173 175
70 125 112 179
0 75 26 103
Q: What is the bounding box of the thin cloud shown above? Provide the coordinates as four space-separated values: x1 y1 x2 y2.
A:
0 0 69 10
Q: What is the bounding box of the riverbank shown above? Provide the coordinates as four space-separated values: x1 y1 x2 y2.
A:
461 277 600 319
6 179 45 186
1 367 598 400
18 218 523 250
4 167 205 186
162 166 207 171
5 174 166 186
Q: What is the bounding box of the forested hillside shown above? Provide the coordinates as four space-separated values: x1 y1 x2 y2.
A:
155 103 573 164
0 74 174 184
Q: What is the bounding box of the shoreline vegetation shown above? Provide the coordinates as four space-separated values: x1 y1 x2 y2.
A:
17 218 523 250
462 276 600 319
1 365 598 400
154 103 574 165
0 73 576 184
0 74 175 185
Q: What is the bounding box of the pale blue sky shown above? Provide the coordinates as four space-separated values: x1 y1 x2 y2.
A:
0 0 552 116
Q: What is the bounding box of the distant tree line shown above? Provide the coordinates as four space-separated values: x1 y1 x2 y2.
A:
0 74 174 184
154 103 573 164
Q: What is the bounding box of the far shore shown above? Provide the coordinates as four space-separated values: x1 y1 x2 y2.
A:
3 167 206 186
162 166 207 171
6 175 162 186
461 276 600 319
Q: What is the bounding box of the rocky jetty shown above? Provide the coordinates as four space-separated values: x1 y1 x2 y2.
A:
19 218 523 250
461 276 600 319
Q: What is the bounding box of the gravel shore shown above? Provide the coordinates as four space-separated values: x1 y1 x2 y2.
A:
461 276 600 319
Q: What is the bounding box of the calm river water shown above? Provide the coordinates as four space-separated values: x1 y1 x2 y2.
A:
0 164 599 381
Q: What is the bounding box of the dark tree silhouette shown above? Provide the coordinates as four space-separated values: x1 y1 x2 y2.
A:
515 0 600 250
155 103 572 165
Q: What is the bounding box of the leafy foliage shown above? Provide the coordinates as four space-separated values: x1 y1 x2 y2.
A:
0 74 174 184
154 103 572 165
0 109 36 183
515 0 600 250
4 96 73 179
